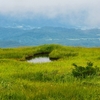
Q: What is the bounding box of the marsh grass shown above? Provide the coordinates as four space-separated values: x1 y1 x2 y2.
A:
0 44 100 99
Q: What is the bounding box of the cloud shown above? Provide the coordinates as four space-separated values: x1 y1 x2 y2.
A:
0 0 100 27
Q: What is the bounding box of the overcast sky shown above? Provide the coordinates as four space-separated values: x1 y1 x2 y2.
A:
0 0 100 28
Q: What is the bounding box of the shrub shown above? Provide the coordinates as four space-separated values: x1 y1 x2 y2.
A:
72 62 99 78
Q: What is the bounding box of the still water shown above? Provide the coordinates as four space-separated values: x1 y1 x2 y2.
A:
27 57 51 63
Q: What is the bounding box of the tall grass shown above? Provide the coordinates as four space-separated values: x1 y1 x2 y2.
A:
0 44 100 99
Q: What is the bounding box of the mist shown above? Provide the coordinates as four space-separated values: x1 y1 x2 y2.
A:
0 0 100 28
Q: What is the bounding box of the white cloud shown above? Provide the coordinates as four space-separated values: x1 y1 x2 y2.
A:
0 0 100 27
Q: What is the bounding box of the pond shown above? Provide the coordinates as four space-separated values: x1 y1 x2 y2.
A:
27 57 51 63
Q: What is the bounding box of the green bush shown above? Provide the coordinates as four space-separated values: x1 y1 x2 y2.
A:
72 62 99 78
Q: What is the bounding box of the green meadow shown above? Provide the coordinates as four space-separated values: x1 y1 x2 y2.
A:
0 44 100 100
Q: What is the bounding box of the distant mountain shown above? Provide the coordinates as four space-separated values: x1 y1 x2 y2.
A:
0 26 100 48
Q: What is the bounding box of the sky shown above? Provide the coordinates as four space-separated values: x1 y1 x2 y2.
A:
0 0 100 28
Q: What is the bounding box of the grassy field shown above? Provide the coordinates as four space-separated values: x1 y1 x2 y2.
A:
0 44 100 100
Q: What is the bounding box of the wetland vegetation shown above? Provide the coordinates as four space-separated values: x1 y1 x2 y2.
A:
0 44 100 100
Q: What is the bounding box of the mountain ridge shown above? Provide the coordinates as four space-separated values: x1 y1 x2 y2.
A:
0 26 100 48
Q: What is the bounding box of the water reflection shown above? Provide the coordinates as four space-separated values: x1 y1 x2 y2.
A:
27 57 51 63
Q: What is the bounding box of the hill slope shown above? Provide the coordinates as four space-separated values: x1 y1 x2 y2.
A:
0 27 100 47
